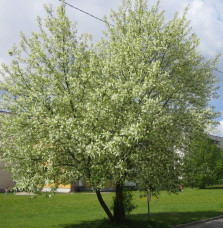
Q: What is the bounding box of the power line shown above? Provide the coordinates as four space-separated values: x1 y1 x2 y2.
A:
57 0 114 27
215 69 223 74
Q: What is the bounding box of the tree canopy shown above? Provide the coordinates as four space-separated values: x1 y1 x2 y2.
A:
183 134 223 189
0 0 219 223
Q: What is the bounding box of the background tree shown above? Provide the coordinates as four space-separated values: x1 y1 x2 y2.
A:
183 133 223 189
0 0 219 224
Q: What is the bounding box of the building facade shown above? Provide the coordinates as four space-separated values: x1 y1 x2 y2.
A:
0 111 15 192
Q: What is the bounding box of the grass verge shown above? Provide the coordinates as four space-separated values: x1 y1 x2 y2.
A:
0 188 222 227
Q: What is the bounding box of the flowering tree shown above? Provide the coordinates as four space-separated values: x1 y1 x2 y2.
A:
0 0 218 224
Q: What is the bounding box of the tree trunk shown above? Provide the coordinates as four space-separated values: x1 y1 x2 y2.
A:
200 183 206 189
96 189 114 222
70 181 76 192
113 183 126 223
147 193 151 218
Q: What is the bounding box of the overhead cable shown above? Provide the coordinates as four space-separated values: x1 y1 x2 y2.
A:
58 0 114 27
215 69 223 74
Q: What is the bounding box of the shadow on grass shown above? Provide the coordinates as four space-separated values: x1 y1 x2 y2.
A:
206 185 223 190
59 211 223 228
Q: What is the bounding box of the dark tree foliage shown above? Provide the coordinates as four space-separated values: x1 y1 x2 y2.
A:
183 134 223 189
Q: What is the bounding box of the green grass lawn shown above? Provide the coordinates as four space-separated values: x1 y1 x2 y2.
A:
0 188 223 228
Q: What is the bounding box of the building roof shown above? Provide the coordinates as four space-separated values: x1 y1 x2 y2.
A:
209 134 223 149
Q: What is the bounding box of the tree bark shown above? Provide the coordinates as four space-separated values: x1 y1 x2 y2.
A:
113 183 126 223
96 189 114 222
147 193 151 218
70 181 76 192
200 183 206 189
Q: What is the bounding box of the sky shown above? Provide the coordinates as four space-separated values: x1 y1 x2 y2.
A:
0 0 223 135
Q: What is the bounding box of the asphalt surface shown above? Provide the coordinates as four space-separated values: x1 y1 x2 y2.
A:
175 216 223 228
185 218 223 228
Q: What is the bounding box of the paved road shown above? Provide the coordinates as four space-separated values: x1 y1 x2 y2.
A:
175 216 223 228
185 218 223 228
